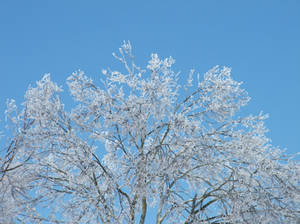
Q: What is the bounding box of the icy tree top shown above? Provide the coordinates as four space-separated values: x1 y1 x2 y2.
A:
1 42 299 224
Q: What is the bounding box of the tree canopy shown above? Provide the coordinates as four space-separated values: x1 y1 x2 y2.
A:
1 42 299 223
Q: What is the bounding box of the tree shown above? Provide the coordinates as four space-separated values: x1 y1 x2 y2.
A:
1 42 299 224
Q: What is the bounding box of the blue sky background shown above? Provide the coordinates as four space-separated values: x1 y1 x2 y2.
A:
1 0 299 154
0 0 299 221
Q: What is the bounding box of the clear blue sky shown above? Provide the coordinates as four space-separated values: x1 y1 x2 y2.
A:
0 1 299 159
